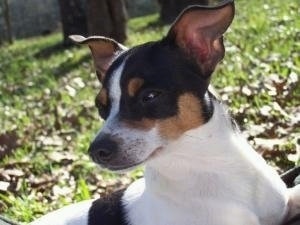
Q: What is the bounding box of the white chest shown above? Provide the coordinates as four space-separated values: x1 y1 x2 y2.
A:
122 104 288 225
123 173 287 225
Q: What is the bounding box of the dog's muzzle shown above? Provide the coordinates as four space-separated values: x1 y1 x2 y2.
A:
88 134 119 165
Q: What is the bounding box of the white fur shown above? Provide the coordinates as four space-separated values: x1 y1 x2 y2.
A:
94 60 164 169
287 185 300 219
29 200 92 225
31 62 299 225
107 60 124 118
31 99 299 225
122 101 289 225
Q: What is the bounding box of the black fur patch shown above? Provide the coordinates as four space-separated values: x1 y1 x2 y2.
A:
88 189 128 225
284 214 300 225
100 38 214 124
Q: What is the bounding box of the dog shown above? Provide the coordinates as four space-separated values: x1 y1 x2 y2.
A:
31 1 300 224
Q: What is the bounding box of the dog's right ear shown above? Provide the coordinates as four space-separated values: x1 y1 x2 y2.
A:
69 35 127 82
166 0 234 77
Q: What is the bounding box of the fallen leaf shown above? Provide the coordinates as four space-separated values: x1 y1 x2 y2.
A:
48 151 77 165
259 105 272 117
1 169 25 178
252 137 295 155
0 131 19 159
36 135 63 147
0 181 10 191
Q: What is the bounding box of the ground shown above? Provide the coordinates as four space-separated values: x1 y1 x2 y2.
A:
0 0 299 223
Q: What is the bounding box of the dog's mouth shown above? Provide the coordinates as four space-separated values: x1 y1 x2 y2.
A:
149 146 163 158
104 146 164 172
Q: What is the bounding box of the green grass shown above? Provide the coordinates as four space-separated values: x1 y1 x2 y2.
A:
0 0 299 223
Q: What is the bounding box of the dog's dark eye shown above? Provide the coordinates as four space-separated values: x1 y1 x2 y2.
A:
141 90 162 103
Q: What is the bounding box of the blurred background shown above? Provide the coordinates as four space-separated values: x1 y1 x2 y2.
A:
0 0 299 223
0 0 224 45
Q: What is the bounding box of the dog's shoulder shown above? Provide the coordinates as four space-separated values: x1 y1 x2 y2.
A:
88 189 128 225
30 190 128 225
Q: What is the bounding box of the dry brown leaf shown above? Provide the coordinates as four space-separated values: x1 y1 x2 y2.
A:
0 131 19 159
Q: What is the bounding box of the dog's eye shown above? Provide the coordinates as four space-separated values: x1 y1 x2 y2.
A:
142 90 162 103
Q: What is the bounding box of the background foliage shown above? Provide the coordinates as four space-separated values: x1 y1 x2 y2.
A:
0 0 299 223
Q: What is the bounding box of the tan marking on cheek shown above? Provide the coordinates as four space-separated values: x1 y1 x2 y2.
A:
96 88 108 106
122 118 155 131
158 93 204 139
127 78 144 97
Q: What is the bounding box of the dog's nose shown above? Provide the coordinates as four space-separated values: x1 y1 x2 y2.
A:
88 135 118 164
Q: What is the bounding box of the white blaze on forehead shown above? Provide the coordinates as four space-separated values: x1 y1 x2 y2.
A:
98 60 164 165
91 58 165 170
107 61 126 119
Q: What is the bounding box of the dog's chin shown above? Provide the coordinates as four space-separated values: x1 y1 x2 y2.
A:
105 162 145 174
100 147 164 173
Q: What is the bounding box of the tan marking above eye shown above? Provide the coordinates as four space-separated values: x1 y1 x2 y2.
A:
127 78 144 97
157 93 204 139
96 88 108 106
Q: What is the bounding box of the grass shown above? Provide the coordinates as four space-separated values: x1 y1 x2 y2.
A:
0 0 299 223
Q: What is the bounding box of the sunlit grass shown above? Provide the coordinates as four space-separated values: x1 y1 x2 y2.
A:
0 0 299 223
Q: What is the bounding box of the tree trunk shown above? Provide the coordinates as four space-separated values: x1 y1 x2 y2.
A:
158 0 209 24
58 0 87 46
3 0 13 44
86 0 127 43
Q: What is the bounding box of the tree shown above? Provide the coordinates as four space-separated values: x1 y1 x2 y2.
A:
86 0 127 43
58 0 127 45
2 0 13 44
58 0 87 46
158 0 209 24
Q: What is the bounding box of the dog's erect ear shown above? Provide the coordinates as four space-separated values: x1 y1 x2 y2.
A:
69 35 127 82
167 0 234 76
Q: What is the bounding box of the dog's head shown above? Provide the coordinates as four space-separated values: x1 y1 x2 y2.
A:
70 1 234 171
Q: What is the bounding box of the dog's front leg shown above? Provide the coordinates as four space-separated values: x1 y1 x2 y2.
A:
285 185 300 223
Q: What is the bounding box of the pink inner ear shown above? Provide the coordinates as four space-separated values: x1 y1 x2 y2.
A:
186 34 209 63
176 28 224 75
173 12 215 67
89 43 118 82
94 56 113 81
169 3 234 75
177 27 211 65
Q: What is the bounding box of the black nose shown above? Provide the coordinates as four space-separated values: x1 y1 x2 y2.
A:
88 135 118 164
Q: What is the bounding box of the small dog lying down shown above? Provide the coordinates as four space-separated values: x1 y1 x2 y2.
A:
31 1 300 224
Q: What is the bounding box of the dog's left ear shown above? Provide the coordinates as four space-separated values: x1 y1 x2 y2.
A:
69 35 127 82
167 0 234 76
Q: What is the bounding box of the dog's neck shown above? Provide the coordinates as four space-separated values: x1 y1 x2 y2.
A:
144 100 262 199
123 100 288 225
145 102 234 185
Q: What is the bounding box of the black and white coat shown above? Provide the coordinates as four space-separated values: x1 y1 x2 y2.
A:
30 101 300 225
31 1 300 225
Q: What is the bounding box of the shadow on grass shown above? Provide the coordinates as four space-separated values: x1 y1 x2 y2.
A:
143 20 166 30
53 53 91 79
33 41 91 79
34 42 72 59
129 14 165 33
